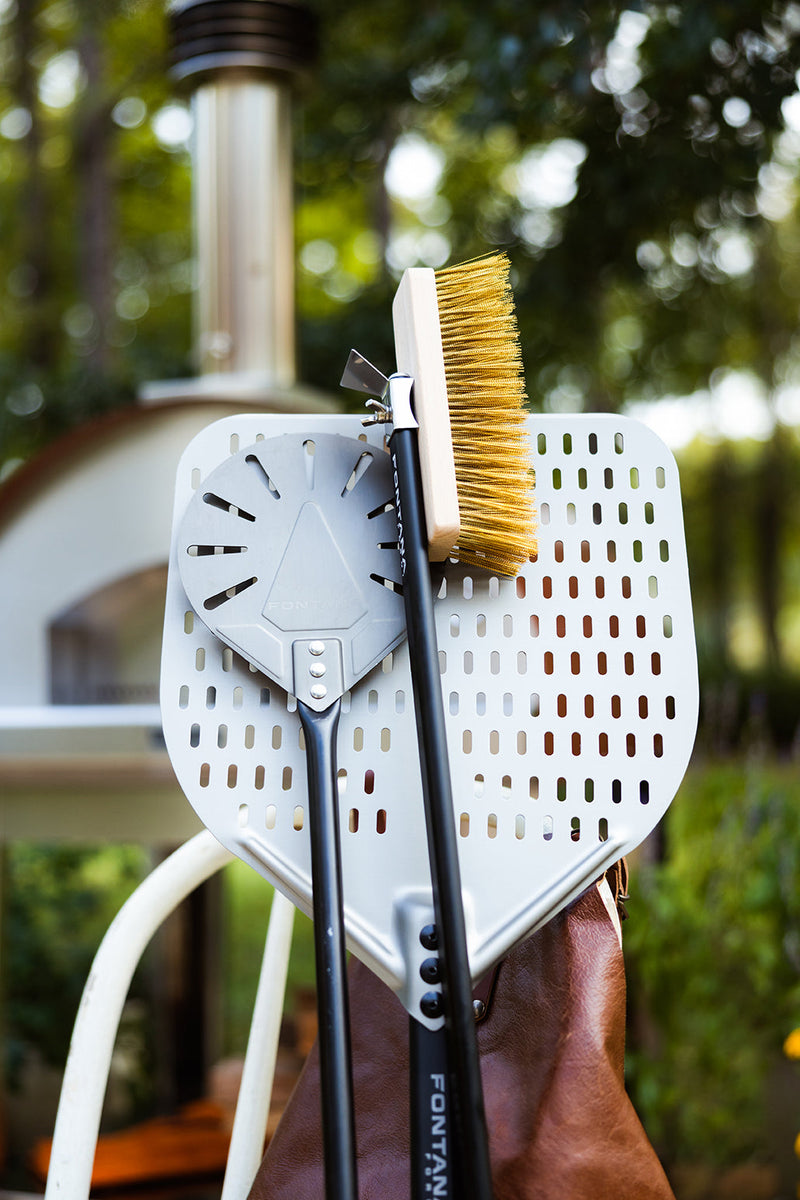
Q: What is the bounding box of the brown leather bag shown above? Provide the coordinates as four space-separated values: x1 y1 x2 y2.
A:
249 872 674 1199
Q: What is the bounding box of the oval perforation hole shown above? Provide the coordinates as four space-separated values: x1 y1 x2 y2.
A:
293 806 304 831
376 809 387 834
460 812 470 837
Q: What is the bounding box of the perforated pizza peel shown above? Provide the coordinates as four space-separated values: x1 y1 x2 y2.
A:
161 411 698 1026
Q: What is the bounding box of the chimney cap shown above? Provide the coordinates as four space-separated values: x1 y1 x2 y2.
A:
168 0 317 84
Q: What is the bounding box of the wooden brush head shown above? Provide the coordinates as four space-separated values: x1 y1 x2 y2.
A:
392 253 537 574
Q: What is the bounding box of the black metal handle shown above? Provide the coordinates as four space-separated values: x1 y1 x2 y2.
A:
297 698 359 1200
390 426 493 1200
410 1017 456 1199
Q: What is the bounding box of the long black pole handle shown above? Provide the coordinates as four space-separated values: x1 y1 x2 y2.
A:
390 427 493 1200
410 1017 453 1199
297 698 359 1200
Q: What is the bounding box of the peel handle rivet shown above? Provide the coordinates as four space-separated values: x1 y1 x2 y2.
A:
309 641 326 656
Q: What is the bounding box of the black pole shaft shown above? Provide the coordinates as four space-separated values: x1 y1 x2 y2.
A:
297 698 359 1200
390 427 493 1200
410 1018 453 1199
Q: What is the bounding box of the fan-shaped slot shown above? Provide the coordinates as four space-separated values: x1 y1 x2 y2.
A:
203 491 256 520
187 544 247 557
203 576 258 611
245 454 281 497
342 451 374 495
370 572 402 595
367 499 395 518
303 439 316 488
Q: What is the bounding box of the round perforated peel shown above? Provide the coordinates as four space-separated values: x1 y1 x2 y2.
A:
177 433 406 711
161 412 698 1023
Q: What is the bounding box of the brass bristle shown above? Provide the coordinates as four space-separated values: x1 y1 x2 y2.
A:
434 253 537 575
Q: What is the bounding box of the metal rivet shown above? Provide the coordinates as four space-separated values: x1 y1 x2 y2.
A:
310 683 328 700
419 924 438 950
472 999 486 1021
309 663 327 678
419 957 440 985
309 641 326 656
420 991 442 1019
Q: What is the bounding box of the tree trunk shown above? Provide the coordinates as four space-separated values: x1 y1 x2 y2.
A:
73 15 115 376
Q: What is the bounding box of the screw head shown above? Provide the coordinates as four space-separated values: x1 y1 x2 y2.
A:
420 991 442 1019
419 924 438 950
419 957 440 985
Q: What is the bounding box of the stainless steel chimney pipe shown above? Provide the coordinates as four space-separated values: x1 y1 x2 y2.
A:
141 0 331 410
192 77 294 382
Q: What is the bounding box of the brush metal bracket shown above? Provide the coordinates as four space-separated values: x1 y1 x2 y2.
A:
340 349 417 430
